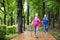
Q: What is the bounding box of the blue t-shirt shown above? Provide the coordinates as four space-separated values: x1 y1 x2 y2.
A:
43 17 48 25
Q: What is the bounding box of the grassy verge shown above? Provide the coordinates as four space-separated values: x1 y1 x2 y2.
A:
48 29 60 40
39 26 60 40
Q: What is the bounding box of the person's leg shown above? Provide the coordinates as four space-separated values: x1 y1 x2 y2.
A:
43 25 47 40
46 25 48 34
44 25 46 33
36 27 39 37
44 25 48 40
34 27 36 37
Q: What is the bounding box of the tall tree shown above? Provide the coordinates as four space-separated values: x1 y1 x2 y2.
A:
42 0 45 17
27 5 29 25
3 0 6 25
17 0 23 33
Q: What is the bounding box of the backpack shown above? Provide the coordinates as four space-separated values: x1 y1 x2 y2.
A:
43 17 48 25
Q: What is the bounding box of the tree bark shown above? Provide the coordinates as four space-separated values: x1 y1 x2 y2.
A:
3 0 6 25
27 5 29 25
57 0 60 29
48 10 51 25
42 0 45 17
17 0 23 33
10 12 13 25
23 16 25 31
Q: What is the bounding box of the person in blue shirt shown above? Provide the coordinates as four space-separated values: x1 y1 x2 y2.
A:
43 14 48 34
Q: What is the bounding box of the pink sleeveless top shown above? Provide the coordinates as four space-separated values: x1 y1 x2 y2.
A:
33 18 40 27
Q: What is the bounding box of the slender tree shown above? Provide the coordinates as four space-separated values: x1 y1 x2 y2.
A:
24 16 25 31
27 5 29 25
3 0 6 25
10 12 13 25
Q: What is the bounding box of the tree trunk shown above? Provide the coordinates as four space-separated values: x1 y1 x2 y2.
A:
27 5 29 25
48 10 51 25
10 12 13 25
3 0 6 25
52 13 55 29
42 0 45 17
53 18 55 28
17 0 23 33
24 16 25 31
8 20 9 26
58 0 60 29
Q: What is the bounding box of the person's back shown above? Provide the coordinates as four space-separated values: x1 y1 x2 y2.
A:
43 17 48 25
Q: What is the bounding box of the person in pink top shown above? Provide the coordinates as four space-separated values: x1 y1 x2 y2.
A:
31 13 40 38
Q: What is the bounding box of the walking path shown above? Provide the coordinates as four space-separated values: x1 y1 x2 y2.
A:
11 31 56 40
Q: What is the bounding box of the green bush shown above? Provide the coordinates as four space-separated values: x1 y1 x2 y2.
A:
5 26 16 35
0 25 7 40
0 25 16 40
5 34 18 39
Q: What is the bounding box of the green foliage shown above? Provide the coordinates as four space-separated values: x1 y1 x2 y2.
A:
27 0 43 23
0 25 6 40
0 0 17 25
27 0 60 23
5 26 16 35
5 34 18 39
0 25 17 40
